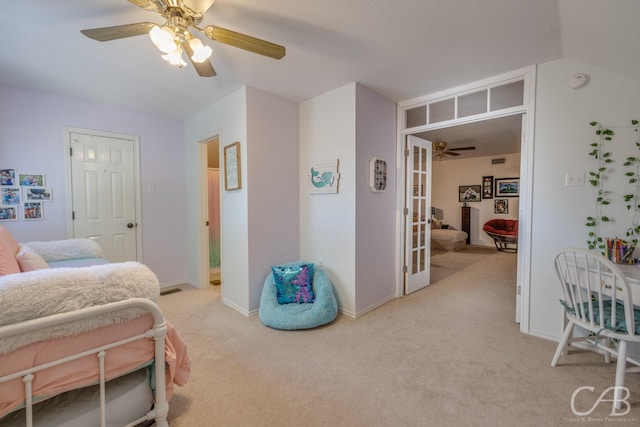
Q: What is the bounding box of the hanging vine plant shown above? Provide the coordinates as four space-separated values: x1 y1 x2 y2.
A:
586 121 614 252
622 119 640 247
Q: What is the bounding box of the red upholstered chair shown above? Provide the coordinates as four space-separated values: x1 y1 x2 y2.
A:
482 219 518 252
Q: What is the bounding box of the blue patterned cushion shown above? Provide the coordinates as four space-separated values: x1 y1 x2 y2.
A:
271 263 315 304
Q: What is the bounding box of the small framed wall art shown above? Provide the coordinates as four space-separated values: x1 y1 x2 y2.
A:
0 206 17 221
309 159 340 194
494 199 508 214
223 142 242 191
459 185 481 202
23 202 43 220
369 157 387 192
495 177 519 197
482 176 493 199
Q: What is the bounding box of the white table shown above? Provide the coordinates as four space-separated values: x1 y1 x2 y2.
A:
607 263 640 306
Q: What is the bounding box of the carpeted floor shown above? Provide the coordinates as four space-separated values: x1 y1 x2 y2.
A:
157 247 640 426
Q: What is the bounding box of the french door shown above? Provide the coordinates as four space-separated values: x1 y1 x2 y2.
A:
404 135 432 294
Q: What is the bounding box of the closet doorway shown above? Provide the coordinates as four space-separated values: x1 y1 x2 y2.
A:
206 137 221 286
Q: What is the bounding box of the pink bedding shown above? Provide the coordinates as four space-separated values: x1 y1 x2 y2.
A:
0 314 191 418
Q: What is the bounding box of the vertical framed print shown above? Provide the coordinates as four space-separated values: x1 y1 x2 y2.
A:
369 157 387 192
482 176 493 199
224 142 242 191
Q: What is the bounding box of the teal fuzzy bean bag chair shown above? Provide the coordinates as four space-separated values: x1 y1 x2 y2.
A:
259 261 338 330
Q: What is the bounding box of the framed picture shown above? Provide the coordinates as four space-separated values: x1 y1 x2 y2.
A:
459 185 481 202
482 176 493 199
494 199 508 214
24 187 53 202
18 173 45 187
1 168 17 186
495 177 520 197
223 142 242 191
309 159 340 194
23 202 43 220
369 157 387 192
0 206 17 221
1 187 21 205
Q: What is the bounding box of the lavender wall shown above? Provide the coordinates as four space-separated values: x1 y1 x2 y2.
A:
0 85 187 286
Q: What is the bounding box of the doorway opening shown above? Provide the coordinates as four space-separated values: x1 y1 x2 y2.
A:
413 114 522 290
397 66 536 331
206 137 221 286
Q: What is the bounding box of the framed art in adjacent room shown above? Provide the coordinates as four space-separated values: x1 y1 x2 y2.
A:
495 177 519 197
482 176 493 199
459 185 481 202
494 199 508 214
223 142 242 191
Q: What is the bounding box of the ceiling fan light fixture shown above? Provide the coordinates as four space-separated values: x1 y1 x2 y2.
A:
149 25 177 53
161 46 187 68
433 141 448 161
188 37 212 63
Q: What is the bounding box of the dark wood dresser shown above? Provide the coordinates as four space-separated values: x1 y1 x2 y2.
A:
461 206 471 244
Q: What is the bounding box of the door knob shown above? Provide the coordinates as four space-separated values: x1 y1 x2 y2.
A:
127 223 134 229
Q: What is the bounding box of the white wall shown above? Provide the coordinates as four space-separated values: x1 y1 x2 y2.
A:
355 84 397 313
185 86 299 314
300 83 357 314
431 153 520 246
300 83 398 317
530 58 640 339
0 85 187 286
185 88 249 311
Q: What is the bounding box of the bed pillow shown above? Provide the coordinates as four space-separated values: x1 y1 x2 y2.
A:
0 226 20 276
271 263 315 304
23 238 104 262
16 244 50 272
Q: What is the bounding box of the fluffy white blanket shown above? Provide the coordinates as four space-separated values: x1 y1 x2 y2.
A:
23 238 104 262
0 262 160 355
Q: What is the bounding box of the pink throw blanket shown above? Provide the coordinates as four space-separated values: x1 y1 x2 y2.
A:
0 314 191 418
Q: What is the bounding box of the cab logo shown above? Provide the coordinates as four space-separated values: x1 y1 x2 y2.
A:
571 386 631 417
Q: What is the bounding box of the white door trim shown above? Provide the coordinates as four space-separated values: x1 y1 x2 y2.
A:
63 126 143 261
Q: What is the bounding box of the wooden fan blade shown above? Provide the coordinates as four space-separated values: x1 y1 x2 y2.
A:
447 146 476 151
81 22 156 42
182 41 217 77
203 26 285 59
445 151 461 156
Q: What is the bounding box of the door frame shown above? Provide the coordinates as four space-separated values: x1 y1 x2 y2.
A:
63 126 143 261
394 66 536 334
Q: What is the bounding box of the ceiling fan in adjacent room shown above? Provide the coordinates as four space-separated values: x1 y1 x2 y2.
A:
80 0 286 77
432 141 475 161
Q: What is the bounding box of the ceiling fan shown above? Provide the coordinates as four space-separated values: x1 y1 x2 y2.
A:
432 141 475 160
80 0 286 77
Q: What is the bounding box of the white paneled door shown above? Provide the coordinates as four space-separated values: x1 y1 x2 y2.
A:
404 135 432 294
68 130 139 262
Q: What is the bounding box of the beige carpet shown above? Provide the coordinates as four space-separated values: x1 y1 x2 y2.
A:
157 248 640 426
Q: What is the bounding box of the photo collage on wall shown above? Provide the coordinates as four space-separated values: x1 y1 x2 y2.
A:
0 168 52 221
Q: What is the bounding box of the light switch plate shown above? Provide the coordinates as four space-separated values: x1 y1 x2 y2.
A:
565 172 585 186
